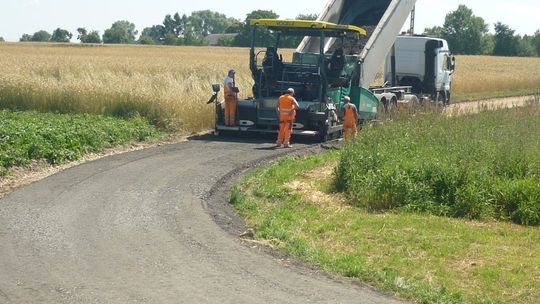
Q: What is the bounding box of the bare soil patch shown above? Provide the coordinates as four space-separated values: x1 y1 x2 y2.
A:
445 95 537 116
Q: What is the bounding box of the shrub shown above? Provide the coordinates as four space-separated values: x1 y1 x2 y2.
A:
337 102 540 225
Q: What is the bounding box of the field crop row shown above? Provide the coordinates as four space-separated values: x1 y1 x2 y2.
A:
1 43 540 134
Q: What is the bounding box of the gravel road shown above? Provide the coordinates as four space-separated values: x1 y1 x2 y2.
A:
0 135 404 303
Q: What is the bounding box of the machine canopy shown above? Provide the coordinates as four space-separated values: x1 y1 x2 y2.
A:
250 19 367 37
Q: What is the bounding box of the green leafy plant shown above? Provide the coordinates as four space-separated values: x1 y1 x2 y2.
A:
337 102 540 226
0 110 164 172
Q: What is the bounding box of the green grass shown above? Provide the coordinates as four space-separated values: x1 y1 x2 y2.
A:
337 101 540 226
0 110 164 175
232 103 540 303
232 155 540 304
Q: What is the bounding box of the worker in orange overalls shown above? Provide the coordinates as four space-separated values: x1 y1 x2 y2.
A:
276 88 299 148
341 96 359 140
223 69 239 126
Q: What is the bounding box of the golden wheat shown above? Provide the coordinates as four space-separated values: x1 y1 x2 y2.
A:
0 43 253 133
1 43 539 133
452 55 540 100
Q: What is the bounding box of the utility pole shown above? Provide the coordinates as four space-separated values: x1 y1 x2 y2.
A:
409 6 415 35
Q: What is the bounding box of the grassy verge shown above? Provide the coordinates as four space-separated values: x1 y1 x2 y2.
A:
0 110 165 176
232 104 540 303
337 101 540 226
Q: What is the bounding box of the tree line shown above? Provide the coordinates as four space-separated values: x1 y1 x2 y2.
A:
424 5 540 57
15 10 314 48
11 5 540 57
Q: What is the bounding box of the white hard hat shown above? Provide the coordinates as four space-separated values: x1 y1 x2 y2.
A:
287 88 295 94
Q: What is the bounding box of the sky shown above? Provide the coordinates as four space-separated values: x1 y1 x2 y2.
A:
0 0 539 42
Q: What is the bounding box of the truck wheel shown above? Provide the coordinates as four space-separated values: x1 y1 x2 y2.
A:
378 97 397 118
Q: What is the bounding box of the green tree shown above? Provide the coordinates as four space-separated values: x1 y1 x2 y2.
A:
51 28 72 42
0 36 4 42
163 32 183 45
77 27 88 39
86 31 102 43
19 34 32 42
188 10 237 36
493 22 518 56
234 10 279 47
31 30 51 42
423 26 444 38
532 30 540 56
281 14 319 48
516 35 535 57
225 21 243 34
160 13 185 45
103 20 137 44
163 13 183 37
183 28 206 46
217 35 235 46
139 25 165 44
441 5 488 54
481 34 495 55
77 28 102 43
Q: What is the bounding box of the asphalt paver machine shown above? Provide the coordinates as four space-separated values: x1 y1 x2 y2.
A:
212 20 378 141
210 0 454 140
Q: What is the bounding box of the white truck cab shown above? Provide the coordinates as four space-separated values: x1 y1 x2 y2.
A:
384 36 456 105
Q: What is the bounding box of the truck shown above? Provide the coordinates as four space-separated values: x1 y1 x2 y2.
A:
210 0 455 140
384 36 455 106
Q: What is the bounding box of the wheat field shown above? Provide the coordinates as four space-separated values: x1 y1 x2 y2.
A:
1 43 539 133
452 55 540 100
0 43 253 133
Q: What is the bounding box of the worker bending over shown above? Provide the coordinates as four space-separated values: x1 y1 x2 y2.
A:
341 96 359 140
276 88 299 148
223 69 239 126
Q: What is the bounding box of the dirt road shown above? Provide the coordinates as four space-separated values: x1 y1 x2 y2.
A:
0 136 404 303
444 95 536 116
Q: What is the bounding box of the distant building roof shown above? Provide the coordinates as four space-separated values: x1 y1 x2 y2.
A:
205 33 238 46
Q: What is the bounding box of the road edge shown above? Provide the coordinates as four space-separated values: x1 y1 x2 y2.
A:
201 141 406 302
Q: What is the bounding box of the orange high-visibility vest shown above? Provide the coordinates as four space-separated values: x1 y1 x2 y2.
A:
224 77 236 98
278 94 296 120
343 104 357 123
